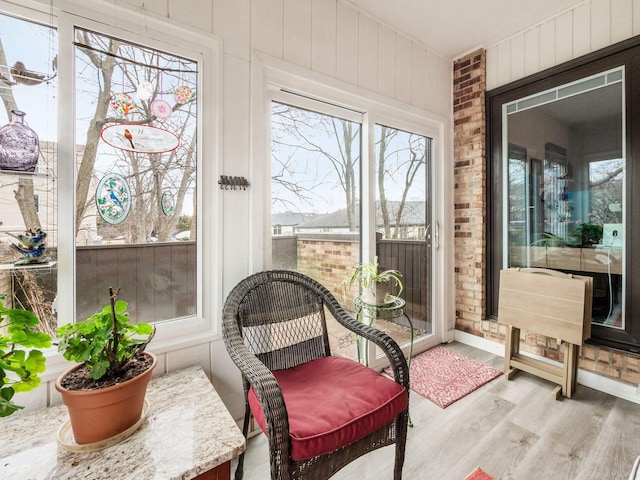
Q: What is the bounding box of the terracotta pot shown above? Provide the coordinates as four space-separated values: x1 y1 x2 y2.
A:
55 352 157 444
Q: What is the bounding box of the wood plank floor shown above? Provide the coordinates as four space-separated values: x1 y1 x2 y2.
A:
233 342 640 480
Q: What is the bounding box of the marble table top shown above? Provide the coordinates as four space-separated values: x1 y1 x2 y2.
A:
0 365 245 479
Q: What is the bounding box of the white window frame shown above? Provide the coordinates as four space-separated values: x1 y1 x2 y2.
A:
252 51 452 362
0 0 223 368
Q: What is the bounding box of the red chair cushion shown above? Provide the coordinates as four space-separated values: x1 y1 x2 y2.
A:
248 356 408 461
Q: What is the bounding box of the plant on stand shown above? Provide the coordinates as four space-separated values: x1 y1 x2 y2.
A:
343 256 403 306
342 257 405 365
56 286 156 445
0 294 52 417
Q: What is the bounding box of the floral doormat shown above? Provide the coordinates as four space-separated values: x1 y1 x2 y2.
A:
386 346 502 408
464 467 495 480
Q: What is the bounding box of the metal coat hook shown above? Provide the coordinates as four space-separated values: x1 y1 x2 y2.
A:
218 175 250 190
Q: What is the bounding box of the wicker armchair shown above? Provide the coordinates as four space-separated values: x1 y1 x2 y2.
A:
223 270 410 480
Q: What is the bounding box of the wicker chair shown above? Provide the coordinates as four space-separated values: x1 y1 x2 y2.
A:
223 270 410 480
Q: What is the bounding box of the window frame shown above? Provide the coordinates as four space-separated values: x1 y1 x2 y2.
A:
486 37 640 353
0 0 222 357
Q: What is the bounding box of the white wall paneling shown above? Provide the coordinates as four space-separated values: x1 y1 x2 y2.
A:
357 11 378 91
283 0 312 68
487 0 640 90
395 34 412 105
311 0 338 76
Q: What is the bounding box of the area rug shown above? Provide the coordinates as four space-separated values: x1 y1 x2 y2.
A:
387 346 502 408
464 467 495 480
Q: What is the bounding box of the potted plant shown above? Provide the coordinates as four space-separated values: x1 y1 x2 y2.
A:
56 287 156 444
343 256 403 306
0 294 52 417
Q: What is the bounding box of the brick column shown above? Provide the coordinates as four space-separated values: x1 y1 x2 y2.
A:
453 50 487 335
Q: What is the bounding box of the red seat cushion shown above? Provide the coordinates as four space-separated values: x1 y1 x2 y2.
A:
248 356 408 461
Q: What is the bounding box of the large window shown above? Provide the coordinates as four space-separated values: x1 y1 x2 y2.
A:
73 28 197 323
269 90 438 363
0 3 209 338
488 43 640 352
0 12 58 337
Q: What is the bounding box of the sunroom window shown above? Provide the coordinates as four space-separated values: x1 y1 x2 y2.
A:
1 4 205 335
0 12 58 337
73 28 198 324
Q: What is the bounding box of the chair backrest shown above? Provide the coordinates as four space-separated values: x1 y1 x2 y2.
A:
223 270 333 371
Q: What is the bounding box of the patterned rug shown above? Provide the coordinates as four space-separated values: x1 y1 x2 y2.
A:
388 346 502 408
464 467 495 480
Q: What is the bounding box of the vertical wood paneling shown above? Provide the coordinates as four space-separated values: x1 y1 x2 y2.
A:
336 1 358 85
539 20 556 70
510 33 525 82
377 24 396 99
410 42 427 110
486 45 499 91
438 56 451 117
573 3 591 58
425 50 439 113
591 0 612 51
283 0 311 68
358 13 378 92
497 42 511 87
169 0 212 33
555 11 573 65
395 35 412 105
611 0 633 43
222 54 251 293
524 27 540 77
214 0 251 60
251 0 283 59
311 0 337 77
634 0 640 35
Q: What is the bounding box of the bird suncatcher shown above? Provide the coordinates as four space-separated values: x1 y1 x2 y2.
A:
100 124 180 154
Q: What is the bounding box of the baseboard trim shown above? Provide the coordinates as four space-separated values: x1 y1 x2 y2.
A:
454 329 640 405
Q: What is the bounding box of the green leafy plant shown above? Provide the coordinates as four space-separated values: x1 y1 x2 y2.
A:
531 232 567 247
569 222 603 246
57 287 156 380
0 294 52 417
343 256 404 298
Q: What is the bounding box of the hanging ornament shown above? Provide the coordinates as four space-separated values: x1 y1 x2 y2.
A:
96 173 131 225
137 81 155 101
161 191 175 216
0 110 40 172
174 85 193 104
151 72 172 119
151 99 172 119
101 124 180 154
110 93 136 115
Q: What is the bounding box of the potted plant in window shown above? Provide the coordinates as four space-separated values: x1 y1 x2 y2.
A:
0 295 52 417
343 257 404 306
55 287 156 445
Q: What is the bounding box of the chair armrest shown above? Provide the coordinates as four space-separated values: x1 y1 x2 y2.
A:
222 317 292 459
327 300 410 391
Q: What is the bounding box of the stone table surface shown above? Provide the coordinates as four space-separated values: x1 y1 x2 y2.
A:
0 365 245 480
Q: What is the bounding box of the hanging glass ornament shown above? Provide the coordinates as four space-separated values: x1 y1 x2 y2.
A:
137 81 155 101
110 93 136 114
151 72 172 119
95 173 132 224
0 110 40 173
151 99 172 119
174 85 193 104
161 191 175 216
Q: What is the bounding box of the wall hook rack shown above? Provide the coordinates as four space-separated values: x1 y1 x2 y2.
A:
218 175 250 190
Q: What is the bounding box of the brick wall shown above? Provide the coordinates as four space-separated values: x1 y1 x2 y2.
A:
297 237 359 303
453 50 486 332
453 49 640 386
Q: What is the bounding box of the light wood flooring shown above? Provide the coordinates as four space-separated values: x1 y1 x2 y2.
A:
233 342 640 480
